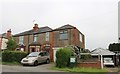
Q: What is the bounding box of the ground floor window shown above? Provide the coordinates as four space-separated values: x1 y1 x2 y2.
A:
29 46 41 52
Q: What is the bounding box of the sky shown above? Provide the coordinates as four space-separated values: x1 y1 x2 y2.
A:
0 0 119 50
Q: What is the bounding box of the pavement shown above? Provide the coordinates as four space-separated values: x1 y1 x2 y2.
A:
1 63 62 72
105 67 120 72
1 63 120 73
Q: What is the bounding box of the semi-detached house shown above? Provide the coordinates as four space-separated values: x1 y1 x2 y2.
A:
0 29 12 50
13 24 85 61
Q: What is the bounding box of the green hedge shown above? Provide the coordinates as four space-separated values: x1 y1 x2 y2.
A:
2 51 28 63
56 47 74 68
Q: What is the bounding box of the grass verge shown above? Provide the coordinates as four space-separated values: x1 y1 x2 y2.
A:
0 61 20 65
51 66 108 73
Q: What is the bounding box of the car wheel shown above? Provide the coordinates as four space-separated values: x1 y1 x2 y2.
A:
46 59 50 64
34 61 38 66
22 64 26 66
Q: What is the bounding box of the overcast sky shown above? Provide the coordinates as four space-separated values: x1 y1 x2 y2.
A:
0 0 119 50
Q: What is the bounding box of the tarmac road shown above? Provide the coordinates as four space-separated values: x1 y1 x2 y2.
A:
1 63 61 72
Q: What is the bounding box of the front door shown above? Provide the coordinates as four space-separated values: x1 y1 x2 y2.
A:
31 48 35 52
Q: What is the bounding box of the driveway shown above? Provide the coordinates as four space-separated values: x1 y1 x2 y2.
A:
105 66 120 72
1 63 62 72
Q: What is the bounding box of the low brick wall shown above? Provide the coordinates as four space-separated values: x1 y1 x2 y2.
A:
78 61 101 68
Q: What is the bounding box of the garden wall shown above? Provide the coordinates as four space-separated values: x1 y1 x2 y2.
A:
78 61 101 68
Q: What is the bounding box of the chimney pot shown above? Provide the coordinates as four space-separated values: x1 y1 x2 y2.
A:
33 24 39 32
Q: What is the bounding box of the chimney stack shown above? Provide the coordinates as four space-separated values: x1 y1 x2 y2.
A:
33 24 39 32
7 29 12 39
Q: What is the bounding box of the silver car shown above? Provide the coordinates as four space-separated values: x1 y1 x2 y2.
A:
103 58 114 66
21 51 50 66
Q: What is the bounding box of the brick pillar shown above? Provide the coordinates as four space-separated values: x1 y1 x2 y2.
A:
0 38 1 49
82 34 85 49
51 31 54 62
73 27 77 46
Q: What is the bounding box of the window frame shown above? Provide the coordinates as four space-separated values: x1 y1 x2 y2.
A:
59 30 68 40
45 32 49 41
19 36 24 44
33 34 38 42
79 33 83 42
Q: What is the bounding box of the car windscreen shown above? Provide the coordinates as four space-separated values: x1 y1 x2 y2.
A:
104 58 113 62
28 52 40 57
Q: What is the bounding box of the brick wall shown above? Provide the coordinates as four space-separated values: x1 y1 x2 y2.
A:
78 61 101 68
0 38 2 49
53 28 85 49
54 30 69 47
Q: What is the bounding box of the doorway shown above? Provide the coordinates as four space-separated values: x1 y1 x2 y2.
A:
31 48 35 52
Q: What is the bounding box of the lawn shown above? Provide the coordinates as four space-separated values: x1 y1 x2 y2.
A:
0 61 20 65
51 66 108 73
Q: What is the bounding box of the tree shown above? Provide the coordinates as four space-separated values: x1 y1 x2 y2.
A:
109 43 120 52
6 37 18 50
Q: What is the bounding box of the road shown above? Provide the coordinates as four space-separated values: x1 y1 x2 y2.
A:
1 63 119 73
1 63 62 72
105 67 120 72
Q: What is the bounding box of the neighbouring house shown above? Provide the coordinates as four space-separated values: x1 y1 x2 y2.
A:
91 48 115 66
13 24 85 61
118 1 120 43
0 29 12 50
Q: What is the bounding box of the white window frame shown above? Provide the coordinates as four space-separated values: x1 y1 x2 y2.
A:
80 33 82 42
46 32 49 41
19 36 24 44
59 30 68 40
34 34 38 42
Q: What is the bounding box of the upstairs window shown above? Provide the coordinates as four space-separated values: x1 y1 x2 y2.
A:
34 34 38 42
59 30 68 40
19 36 24 44
46 32 49 41
79 33 83 42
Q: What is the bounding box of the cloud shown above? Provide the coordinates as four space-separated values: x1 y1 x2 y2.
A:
1 0 119 50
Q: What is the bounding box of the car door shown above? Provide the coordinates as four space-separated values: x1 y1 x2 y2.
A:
38 52 45 63
42 52 48 62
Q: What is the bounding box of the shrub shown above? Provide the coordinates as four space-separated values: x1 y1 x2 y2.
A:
2 51 28 63
56 47 73 68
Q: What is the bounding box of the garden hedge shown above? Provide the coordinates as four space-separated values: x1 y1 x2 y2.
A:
2 51 28 63
56 47 74 68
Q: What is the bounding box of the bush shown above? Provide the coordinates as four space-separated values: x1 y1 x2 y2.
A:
56 47 73 68
2 51 28 63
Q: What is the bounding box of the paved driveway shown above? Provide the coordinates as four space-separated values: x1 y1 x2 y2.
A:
1 63 61 72
105 67 120 72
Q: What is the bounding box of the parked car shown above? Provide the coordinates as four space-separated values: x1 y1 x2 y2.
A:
21 51 50 66
103 58 114 66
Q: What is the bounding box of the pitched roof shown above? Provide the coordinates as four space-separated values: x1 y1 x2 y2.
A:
13 24 82 37
13 26 52 37
54 24 84 34
91 48 115 55
0 33 7 38
54 24 75 30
